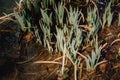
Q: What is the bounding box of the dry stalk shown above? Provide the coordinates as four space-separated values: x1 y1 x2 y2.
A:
0 13 15 24
61 44 66 75
101 43 108 49
45 67 59 80
111 39 120 46
74 64 77 80
34 61 62 65
54 56 63 61
16 52 40 64
79 63 83 79
0 13 14 20
118 33 120 38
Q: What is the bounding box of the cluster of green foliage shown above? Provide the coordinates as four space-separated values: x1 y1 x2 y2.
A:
14 0 118 79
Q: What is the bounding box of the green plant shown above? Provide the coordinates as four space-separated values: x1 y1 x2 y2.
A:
55 28 66 52
39 9 53 52
14 10 26 32
54 2 65 27
66 6 80 27
118 13 120 26
117 48 120 57
87 6 100 38
54 5 83 78
102 1 113 28
78 37 107 71
34 27 42 44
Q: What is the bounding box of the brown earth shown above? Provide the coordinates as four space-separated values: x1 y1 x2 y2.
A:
0 21 120 80
0 1 120 80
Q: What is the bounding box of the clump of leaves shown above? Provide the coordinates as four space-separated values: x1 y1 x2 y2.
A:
87 6 101 38
14 10 26 32
102 1 113 28
78 36 107 71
